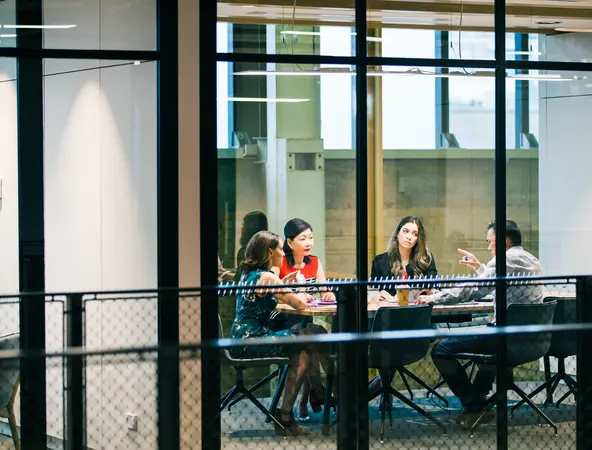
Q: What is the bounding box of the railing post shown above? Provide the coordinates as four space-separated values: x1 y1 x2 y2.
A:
65 294 85 450
337 284 359 450
576 276 592 450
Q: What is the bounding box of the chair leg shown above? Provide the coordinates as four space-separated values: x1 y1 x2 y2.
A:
510 373 559 414
511 382 558 435
227 368 280 411
555 389 574 409
563 373 578 392
239 385 286 430
220 385 239 412
8 405 19 450
400 367 449 407
379 371 391 443
265 365 288 424
555 372 577 408
388 387 446 434
398 370 414 401
322 358 336 436
543 375 563 410
544 356 552 401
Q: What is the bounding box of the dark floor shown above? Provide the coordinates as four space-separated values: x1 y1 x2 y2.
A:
221 383 576 450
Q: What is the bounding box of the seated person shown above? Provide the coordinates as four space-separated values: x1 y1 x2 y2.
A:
280 218 335 421
370 215 437 301
416 219 543 426
230 230 326 436
369 216 437 393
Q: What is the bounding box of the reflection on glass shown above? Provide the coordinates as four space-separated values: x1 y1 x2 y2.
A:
217 0 355 56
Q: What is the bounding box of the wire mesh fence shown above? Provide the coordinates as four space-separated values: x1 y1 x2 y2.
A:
0 275 588 449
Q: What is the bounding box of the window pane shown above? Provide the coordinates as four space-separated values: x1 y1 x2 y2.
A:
519 68 592 276
0 58 18 294
0 3 16 48
367 0 493 59
382 30 436 149
506 4 592 63
43 0 156 50
44 59 158 448
320 26 353 150
375 65 495 276
217 0 355 56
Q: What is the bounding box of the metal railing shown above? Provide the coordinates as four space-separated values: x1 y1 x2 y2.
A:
1 274 591 450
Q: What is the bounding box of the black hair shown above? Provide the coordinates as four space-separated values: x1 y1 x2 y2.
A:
239 211 269 247
487 219 522 247
283 218 313 267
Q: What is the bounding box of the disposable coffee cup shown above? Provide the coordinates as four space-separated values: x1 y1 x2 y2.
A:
397 285 410 306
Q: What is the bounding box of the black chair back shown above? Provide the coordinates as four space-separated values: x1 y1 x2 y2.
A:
544 297 576 358
369 305 433 369
506 301 556 367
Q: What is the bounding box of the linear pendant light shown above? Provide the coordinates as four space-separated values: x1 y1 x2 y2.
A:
218 97 310 103
234 68 585 82
2 24 77 29
280 30 382 42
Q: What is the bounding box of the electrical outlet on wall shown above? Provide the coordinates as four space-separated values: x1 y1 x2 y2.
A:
125 414 138 431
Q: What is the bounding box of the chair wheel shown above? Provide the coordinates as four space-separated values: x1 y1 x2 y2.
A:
380 440 384 444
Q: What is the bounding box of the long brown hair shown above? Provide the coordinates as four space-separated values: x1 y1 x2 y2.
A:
240 230 281 272
386 216 433 277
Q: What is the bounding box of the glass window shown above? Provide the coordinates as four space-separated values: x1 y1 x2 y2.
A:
0 58 19 294
217 23 231 149
376 65 495 275
320 26 353 150
217 0 355 57
43 0 156 50
382 29 436 149
0 2 16 48
44 58 158 449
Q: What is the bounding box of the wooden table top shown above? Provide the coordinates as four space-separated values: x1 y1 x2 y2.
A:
276 300 494 317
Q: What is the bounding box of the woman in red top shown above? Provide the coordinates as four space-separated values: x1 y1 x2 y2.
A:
280 218 336 302
280 218 336 420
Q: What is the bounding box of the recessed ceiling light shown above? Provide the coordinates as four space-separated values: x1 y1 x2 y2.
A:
536 21 562 25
